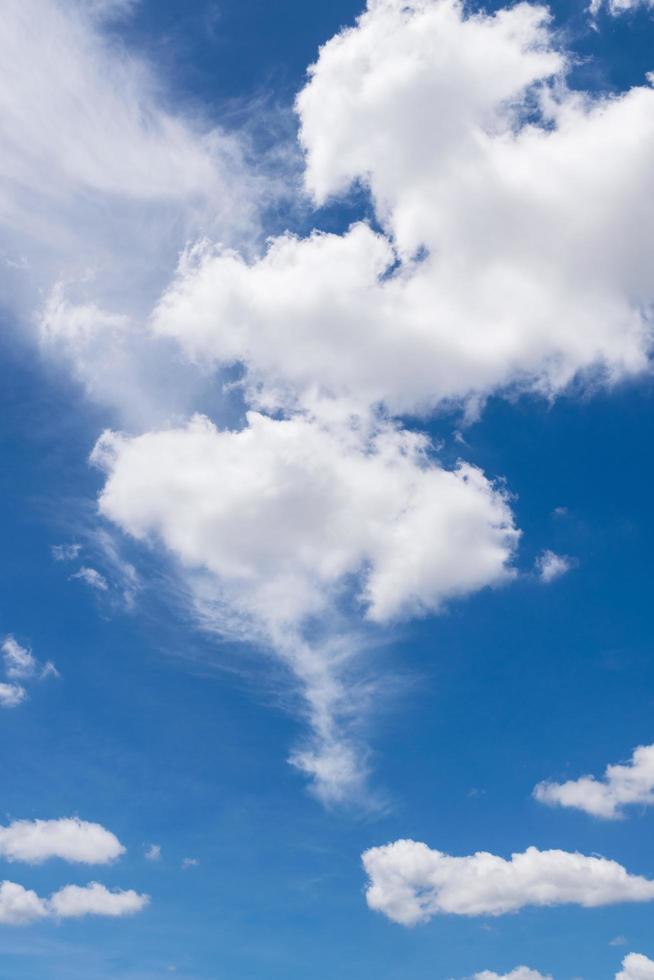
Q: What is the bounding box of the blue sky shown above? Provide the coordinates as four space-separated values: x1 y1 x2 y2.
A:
2 1 654 978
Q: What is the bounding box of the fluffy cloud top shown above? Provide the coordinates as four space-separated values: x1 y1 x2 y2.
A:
154 0 652 419
0 818 125 865
48 882 148 919
362 840 654 924
617 954 654 980
92 413 517 628
534 744 654 818
0 880 148 925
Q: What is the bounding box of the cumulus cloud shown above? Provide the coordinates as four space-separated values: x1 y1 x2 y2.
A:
91 411 518 801
473 970 552 980
362 840 654 925
534 743 654 818
0 880 148 925
48 882 149 919
617 954 654 979
535 550 571 583
0 818 125 865
154 0 652 419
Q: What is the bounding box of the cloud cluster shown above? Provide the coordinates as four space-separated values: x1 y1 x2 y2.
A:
83 0 654 801
534 743 654 818
154 0 653 420
10 0 653 803
0 880 148 926
0 637 58 708
0 818 146 926
362 840 654 925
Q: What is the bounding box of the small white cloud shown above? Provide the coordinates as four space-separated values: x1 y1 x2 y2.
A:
611 936 628 946
536 550 572 583
362 840 654 925
0 817 125 865
617 953 654 980
51 543 81 562
0 878 147 925
1 636 58 699
534 743 654 819
474 970 552 980
48 881 149 919
0 682 26 709
71 566 109 591
1 636 37 680
181 857 199 870
145 844 161 862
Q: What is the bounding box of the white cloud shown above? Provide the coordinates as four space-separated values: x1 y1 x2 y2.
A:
0 636 58 706
0 683 26 709
71 566 109 592
0 878 147 925
535 550 571 583
181 858 199 869
51 543 82 562
0 881 48 925
145 844 161 862
91 411 518 801
362 840 654 925
48 882 149 919
1 637 37 679
534 743 654 818
473 970 552 980
0 0 263 430
153 0 652 420
617 954 654 979
0 818 125 865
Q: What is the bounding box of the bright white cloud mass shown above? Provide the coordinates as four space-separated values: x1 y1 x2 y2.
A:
0 880 148 926
617 954 654 980
362 840 654 924
535 743 654 818
0 818 125 865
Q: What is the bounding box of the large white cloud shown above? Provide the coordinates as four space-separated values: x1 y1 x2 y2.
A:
617 954 654 980
152 0 652 419
362 840 654 924
0 818 125 865
0 880 148 925
534 744 654 819
91 411 518 801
